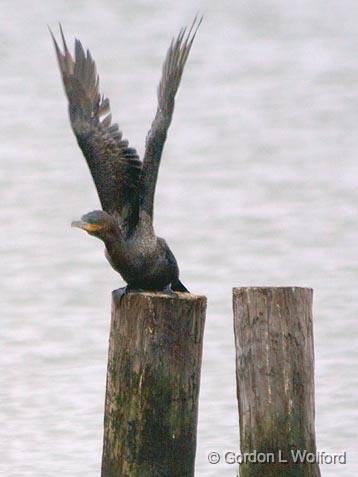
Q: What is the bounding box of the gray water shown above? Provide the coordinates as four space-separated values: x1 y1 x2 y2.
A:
1 1 357 476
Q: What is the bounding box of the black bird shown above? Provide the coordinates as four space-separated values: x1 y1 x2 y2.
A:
51 19 201 292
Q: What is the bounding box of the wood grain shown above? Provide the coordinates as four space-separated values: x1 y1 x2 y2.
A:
233 287 320 477
101 291 206 477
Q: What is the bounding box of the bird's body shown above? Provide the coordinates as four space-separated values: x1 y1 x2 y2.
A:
104 226 179 291
51 20 201 292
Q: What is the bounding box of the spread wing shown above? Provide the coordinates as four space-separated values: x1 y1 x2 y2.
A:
50 26 142 229
140 17 202 221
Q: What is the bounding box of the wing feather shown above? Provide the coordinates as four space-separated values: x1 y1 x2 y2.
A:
140 16 202 221
50 26 142 228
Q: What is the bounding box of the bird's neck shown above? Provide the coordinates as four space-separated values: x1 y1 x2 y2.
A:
104 225 121 242
102 226 125 260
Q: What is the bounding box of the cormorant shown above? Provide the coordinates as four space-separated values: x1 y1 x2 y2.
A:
51 19 201 292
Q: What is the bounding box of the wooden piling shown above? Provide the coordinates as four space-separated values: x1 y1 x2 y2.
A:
233 287 320 477
101 291 206 477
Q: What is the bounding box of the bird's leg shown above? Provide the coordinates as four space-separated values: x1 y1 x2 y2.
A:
159 285 178 297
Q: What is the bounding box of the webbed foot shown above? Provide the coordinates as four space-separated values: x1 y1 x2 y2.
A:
112 286 145 305
112 286 127 305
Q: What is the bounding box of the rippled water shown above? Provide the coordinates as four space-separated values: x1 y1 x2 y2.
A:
1 1 357 476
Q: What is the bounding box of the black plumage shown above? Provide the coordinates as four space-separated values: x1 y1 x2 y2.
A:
51 19 201 292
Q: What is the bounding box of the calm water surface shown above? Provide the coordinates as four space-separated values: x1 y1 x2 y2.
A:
1 1 357 476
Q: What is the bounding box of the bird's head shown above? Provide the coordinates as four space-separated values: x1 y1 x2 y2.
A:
71 210 117 240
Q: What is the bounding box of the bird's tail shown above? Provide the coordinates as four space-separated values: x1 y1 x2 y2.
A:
171 279 189 293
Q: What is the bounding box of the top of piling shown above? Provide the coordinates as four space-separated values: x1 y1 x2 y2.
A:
233 286 313 294
112 289 206 306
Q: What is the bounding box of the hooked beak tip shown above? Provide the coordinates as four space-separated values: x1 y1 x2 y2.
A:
71 220 85 230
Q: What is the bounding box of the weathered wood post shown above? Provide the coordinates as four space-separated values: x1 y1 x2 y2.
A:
101 291 206 477
233 287 320 477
